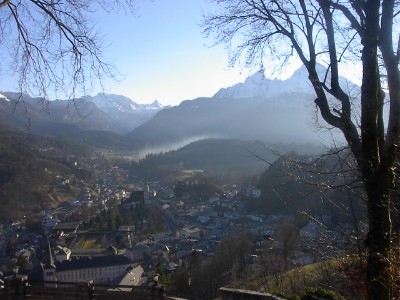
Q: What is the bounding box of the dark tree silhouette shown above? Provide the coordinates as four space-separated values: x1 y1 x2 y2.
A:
203 1 400 299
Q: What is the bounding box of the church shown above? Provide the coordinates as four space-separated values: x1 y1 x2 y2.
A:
42 240 139 284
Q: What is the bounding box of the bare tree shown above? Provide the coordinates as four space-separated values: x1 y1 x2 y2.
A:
203 1 400 299
275 221 299 269
0 0 136 106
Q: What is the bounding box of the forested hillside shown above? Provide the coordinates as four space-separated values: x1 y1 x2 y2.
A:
128 138 323 183
0 127 95 221
252 151 366 222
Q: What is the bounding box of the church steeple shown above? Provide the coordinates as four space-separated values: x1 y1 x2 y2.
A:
42 237 56 283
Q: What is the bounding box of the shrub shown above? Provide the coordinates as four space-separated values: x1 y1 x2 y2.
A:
300 287 345 300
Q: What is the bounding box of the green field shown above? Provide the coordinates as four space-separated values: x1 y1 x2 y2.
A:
69 233 114 250
81 238 102 249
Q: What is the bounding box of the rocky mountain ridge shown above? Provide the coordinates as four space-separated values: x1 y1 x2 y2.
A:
0 92 164 135
126 65 358 148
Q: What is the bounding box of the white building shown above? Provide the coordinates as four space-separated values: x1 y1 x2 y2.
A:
55 246 72 262
178 226 201 239
44 255 136 283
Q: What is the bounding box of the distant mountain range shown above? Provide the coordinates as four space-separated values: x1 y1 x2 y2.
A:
126 65 358 149
82 93 164 133
0 92 164 135
1 65 359 151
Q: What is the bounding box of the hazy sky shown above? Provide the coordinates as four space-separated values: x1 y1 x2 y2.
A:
96 0 367 107
95 0 282 106
1 0 362 106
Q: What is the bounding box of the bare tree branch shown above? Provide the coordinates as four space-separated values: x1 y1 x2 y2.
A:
0 0 136 108
203 1 400 298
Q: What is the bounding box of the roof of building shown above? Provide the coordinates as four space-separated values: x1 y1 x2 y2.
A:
56 255 133 272
52 222 80 232
129 243 150 251
55 246 71 255
182 226 200 234
116 265 144 287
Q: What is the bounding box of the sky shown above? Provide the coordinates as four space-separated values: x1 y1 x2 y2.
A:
96 0 361 106
1 0 362 106
94 0 282 106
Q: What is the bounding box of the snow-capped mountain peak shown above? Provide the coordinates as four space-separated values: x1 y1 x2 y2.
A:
84 93 139 113
213 70 269 99
140 100 165 110
213 66 314 99
212 64 358 100
84 93 165 113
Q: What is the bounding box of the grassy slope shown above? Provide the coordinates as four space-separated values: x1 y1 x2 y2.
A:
228 257 362 299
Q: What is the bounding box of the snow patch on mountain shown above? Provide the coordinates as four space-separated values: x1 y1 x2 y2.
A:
0 93 10 102
140 100 165 110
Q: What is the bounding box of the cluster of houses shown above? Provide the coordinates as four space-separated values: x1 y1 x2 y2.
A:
0 174 361 290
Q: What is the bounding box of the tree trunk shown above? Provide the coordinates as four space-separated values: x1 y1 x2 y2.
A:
361 1 393 299
365 168 393 300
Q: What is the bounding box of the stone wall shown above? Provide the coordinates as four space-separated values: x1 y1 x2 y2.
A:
0 277 168 300
218 287 286 300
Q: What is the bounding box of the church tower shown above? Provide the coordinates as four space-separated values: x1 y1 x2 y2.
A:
42 238 57 285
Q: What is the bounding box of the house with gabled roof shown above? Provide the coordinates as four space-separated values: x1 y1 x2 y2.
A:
54 246 72 262
178 226 201 239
